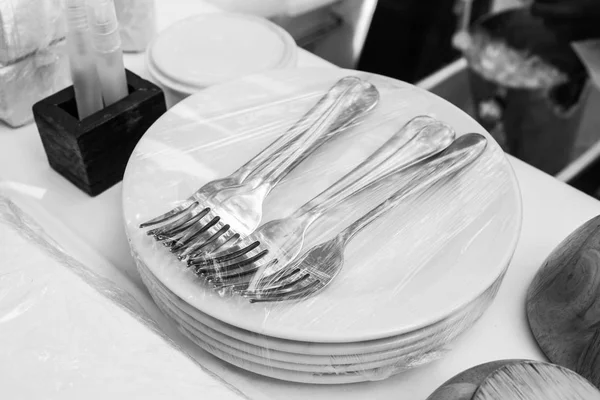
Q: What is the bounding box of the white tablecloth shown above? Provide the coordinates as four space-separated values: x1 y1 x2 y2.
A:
1 1 600 399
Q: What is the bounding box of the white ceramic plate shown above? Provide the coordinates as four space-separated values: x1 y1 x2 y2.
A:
147 275 447 375
138 260 488 368
135 250 480 357
175 317 406 385
136 252 502 367
146 282 436 384
134 254 496 356
123 67 522 343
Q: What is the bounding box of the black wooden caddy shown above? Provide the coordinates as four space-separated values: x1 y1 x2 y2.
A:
32 69 166 196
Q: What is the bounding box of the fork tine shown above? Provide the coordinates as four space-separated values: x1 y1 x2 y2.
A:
200 248 269 278
193 248 262 275
247 265 300 290
211 260 280 294
187 241 260 267
242 272 311 296
259 273 311 292
145 204 205 237
203 232 241 255
150 207 210 240
157 212 214 243
211 265 261 286
139 199 198 229
247 279 322 303
175 224 231 260
215 258 277 283
265 267 303 286
176 219 233 256
170 218 223 252
185 232 241 261
160 215 218 249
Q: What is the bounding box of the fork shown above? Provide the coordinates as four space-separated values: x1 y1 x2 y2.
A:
241 133 488 302
142 77 380 251
139 76 378 235
188 117 456 286
181 115 449 263
179 116 454 262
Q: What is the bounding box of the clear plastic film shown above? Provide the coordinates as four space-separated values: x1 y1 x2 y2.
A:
0 0 66 64
0 39 70 127
114 0 156 52
0 194 249 399
122 68 522 384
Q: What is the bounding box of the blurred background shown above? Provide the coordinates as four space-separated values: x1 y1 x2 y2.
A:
2 0 600 196
245 0 600 198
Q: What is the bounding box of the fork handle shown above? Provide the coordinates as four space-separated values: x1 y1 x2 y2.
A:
231 76 375 184
246 78 380 190
295 116 454 217
339 133 488 246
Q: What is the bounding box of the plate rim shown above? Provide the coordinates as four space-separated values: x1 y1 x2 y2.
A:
147 272 450 374
138 260 479 365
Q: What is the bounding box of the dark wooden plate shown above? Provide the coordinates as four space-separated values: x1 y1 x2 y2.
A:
526 215 600 388
426 360 522 400
472 360 600 399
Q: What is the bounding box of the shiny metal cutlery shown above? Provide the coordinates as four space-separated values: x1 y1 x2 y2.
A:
140 77 379 251
242 133 488 302
189 117 456 288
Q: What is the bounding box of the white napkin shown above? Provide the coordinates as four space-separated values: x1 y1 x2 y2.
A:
0 196 246 400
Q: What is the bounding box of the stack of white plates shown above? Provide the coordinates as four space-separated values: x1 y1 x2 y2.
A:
123 68 522 384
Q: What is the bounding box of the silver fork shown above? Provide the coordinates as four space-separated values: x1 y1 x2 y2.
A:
241 133 488 302
188 117 456 286
181 115 449 263
143 78 380 251
156 79 380 255
139 76 378 236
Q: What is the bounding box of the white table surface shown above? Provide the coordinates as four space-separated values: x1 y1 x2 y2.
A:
2 1 600 399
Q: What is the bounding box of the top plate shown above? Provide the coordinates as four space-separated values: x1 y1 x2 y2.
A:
147 14 297 91
123 67 522 343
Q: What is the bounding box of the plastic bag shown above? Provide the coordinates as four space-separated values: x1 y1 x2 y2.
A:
0 39 70 127
0 0 66 64
114 0 156 52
